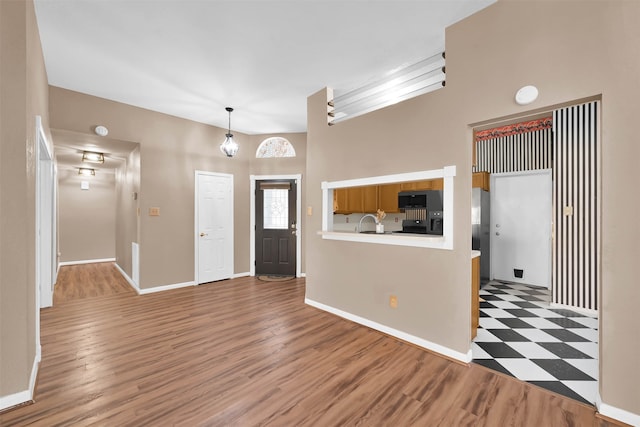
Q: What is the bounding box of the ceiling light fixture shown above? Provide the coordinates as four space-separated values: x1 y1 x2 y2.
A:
219 107 239 158
78 167 96 176
82 151 105 164
94 125 109 137
330 51 446 124
515 85 539 105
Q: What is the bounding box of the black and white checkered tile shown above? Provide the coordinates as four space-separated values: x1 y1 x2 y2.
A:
472 281 598 405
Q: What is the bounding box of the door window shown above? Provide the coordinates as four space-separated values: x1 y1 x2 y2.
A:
263 189 288 230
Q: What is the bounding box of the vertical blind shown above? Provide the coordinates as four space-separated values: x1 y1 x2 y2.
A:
553 101 600 311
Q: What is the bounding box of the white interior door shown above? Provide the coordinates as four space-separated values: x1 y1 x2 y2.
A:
195 171 233 284
491 170 552 288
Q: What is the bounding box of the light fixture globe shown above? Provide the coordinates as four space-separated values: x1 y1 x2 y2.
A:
220 107 239 157
220 133 239 157
515 85 539 105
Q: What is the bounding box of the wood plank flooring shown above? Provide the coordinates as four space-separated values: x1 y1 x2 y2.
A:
1 264 624 426
53 262 136 304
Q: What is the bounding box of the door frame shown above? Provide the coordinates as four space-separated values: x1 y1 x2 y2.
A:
490 169 552 288
194 170 234 285
36 116 55 310
250 174 302 277
35 116 55 365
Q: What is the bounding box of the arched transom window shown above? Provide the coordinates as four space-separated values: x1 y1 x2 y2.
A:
256 137 296 158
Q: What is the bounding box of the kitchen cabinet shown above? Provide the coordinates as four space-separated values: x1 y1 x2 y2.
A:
333 188 349 214
378 184 401 213
472 172 490 191
334 179 445 214
429 179 443 190
345 187 364 213
334 186 377 214
471 255 480 339
362 186 378 213
400 179 443 191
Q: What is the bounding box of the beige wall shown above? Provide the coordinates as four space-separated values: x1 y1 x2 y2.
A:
306 0 639 416
49 88 308 288
0 0 50 400
58 169 116 262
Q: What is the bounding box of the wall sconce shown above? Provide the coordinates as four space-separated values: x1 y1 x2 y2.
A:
78 168 95 176
82 151 105 164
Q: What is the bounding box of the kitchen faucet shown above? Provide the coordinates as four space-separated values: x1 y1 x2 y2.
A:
357 213 379 233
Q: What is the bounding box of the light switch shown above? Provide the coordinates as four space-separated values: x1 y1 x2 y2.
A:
307 206 313 216
149 207 160 216
80 181 89 190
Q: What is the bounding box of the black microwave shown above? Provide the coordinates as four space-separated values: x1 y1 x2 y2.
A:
398 190 443 210
398 191 427 208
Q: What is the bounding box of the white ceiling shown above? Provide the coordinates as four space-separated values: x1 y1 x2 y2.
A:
34 0 495 135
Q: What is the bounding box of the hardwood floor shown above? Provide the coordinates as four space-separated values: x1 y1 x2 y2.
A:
53 262 136 304
2 265 624 426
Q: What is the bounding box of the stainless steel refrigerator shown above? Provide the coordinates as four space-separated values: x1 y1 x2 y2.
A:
472 188 490 281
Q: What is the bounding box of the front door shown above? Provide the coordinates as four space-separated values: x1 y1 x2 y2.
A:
491 170 552 288
255 180 296 276
196 172 234 284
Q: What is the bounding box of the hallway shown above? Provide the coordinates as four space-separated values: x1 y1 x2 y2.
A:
53 262 135 304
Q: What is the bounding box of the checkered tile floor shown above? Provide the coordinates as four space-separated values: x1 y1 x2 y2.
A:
472 281 598 405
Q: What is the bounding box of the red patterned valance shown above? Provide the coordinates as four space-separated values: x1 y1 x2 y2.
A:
475 116 552 141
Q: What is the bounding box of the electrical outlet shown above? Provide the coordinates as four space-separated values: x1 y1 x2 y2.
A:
564 206 573 216
389 295 398 308
149 207 160 216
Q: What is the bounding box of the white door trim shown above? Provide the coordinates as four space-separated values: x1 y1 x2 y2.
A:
35 116 54 361
250 174 302 277
194 170 234 285
490 169 552 288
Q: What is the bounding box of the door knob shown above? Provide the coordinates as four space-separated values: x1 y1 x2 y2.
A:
291 231 296 235
200 232 207 237
496 232 500 236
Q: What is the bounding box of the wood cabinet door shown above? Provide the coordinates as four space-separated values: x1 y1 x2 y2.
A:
334 188 349 213
362 186 378 213
345 187 364 213
378 184 401 213
430 178 444 190
472 172 490 191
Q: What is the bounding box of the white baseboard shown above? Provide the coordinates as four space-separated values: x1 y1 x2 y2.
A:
232 272 251 279
138 281 195 295
0 350 40 412
59 258 116 266
305 298 472 363
114 262 139 294
596 392 640 426
549 302 598 317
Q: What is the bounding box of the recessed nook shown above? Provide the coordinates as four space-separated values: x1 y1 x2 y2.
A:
320 166 455 249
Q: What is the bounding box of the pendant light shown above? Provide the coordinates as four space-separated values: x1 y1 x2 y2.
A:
220 107 239 157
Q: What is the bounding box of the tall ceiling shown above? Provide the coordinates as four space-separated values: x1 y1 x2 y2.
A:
34 0 495 135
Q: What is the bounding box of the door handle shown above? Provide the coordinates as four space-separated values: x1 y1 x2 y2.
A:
291 230 296 235
200 232 207 237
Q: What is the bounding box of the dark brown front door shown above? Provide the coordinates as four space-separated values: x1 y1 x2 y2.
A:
255 180 296 276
